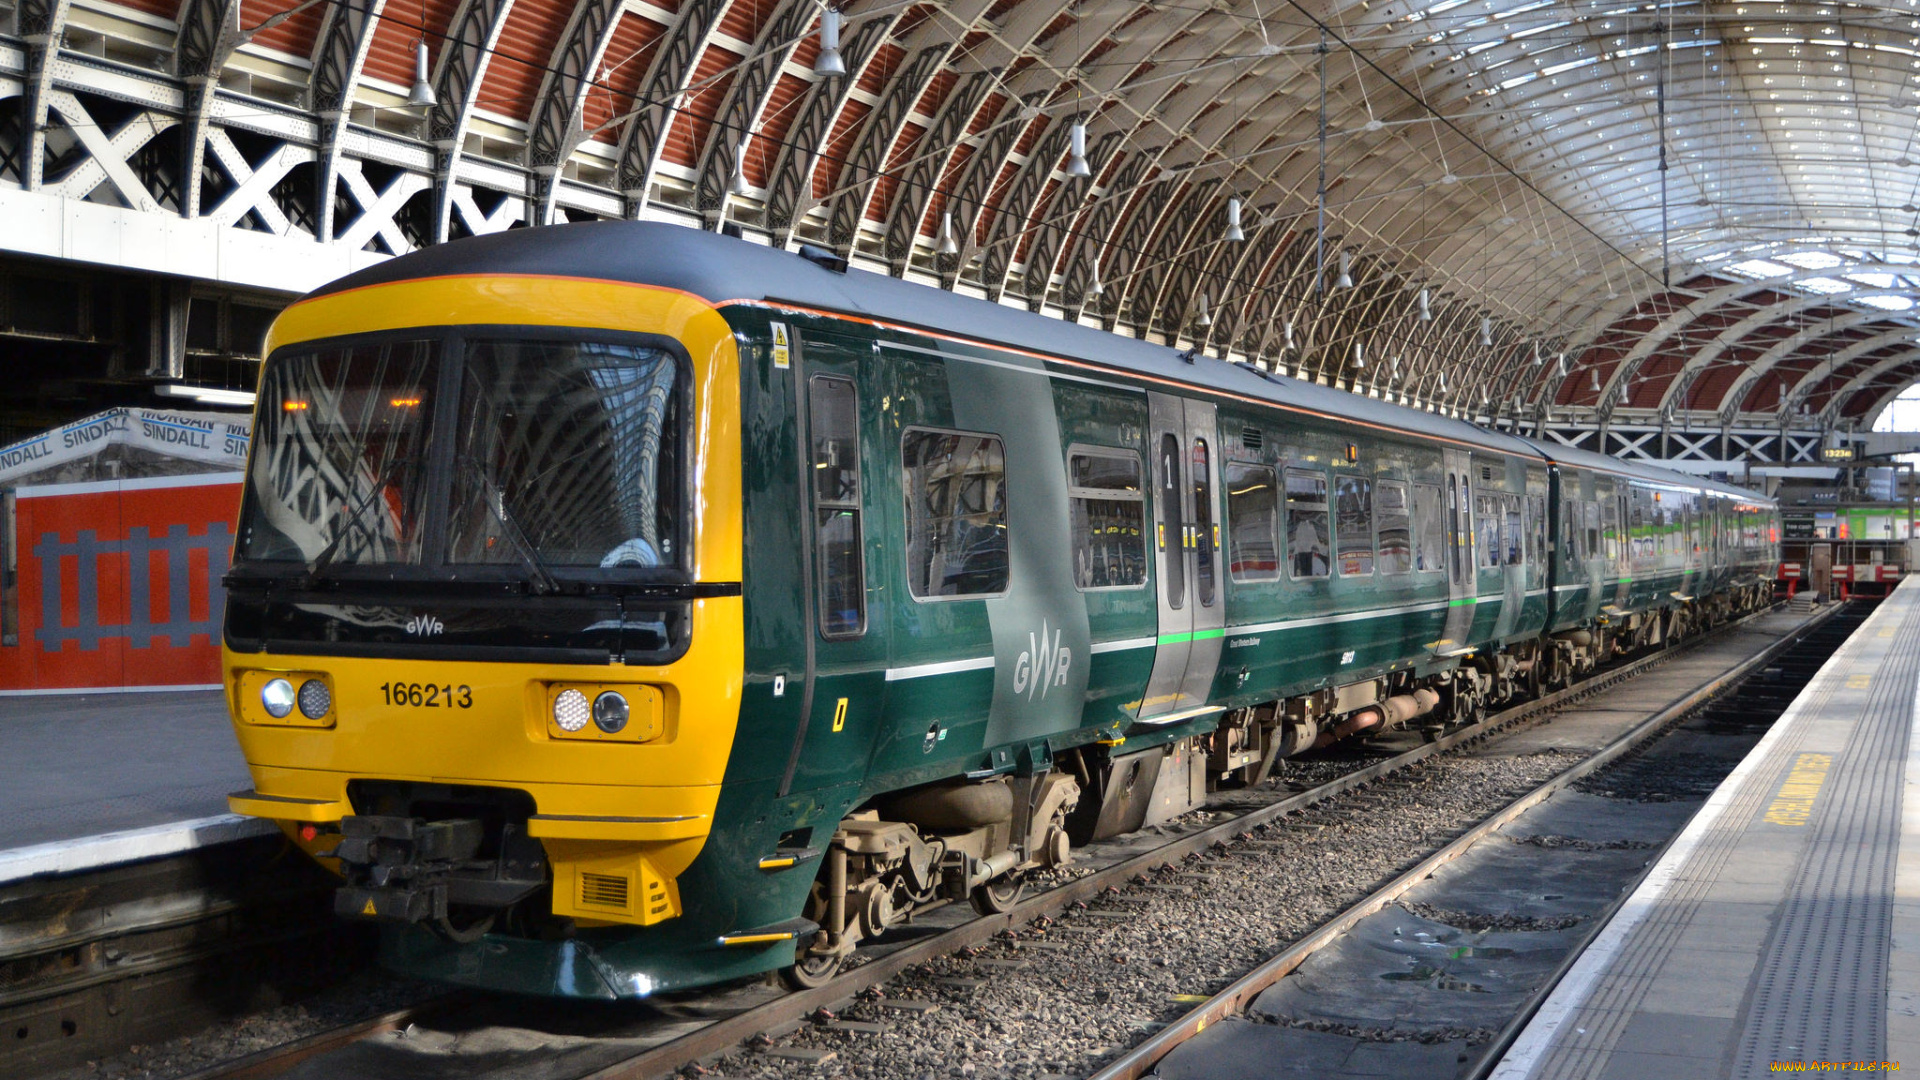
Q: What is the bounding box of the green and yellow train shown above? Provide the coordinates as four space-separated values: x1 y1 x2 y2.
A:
221 222 1779 998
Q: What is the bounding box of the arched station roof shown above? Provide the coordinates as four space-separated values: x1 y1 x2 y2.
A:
7 0 1920 429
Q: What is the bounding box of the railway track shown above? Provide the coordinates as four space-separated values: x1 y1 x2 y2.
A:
131 600 1838 1080
1088 599 1863 1080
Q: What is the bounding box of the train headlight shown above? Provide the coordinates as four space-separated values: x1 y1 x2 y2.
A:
261 678 295 719
553 689 591 732
593 691 629 734
297 678 332 719
545 684 664 742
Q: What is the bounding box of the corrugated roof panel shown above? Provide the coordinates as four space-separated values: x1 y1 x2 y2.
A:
239 0 324 57
583 11 667 144
661 45 741 169
474 0 578 126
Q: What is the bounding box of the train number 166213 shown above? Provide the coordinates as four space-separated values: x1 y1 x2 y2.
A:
380 682 473 708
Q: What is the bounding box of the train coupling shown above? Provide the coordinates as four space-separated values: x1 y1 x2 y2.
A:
328 815 547 926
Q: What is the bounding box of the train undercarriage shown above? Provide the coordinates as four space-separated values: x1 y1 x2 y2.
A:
783 577 1774 987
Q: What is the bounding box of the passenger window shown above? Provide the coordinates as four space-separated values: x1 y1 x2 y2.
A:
1069 449 1147 589
902 428 1009 599
810 376 865 638
1585 500 1601 559
1602 498 1620 561
1285 469 1330 579
1528 493 1548 566
1336 475 1374 575
1477 494 1501 568
1192 439 1216 606
1413 482 1444 574
1225 461 1280 582
1377 480 1412 575
1504 495 1523 566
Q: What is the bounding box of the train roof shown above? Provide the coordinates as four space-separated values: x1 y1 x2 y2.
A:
312 222 1547 462
303 220 1767 510
1517 437 1774 505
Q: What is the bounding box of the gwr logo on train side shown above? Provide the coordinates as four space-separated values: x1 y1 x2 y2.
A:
405 616 445 636
1012 619 1072 701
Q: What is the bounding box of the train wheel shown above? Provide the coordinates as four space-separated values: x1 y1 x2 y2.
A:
780 946 845 990
969 873 1027 916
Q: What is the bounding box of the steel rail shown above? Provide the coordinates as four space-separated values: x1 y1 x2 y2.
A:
1082 600 1845 1080
570 601 1807 1080
181 601 1803 1080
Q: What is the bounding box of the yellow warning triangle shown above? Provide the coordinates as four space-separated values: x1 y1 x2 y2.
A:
362 898 378 916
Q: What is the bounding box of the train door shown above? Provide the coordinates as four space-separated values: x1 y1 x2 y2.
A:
1436 448 1475 656
780 331 889 797
1139 393 1224 721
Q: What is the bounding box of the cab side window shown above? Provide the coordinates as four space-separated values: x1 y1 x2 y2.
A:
809 376 865 637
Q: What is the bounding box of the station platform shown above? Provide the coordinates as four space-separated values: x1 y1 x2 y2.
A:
0 689 271 885
1494 577 1920 1080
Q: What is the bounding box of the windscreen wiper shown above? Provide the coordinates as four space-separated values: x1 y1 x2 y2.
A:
303 453 414 584
456 454 561 596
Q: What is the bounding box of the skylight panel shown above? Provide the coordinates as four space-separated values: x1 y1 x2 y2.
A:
1848 272 1896 288
1511 20 1569 39
1778 251 1843 269
1542 56 1599 76
1730 258 1792 276
1856 294 1914 310
1798 277 1853 293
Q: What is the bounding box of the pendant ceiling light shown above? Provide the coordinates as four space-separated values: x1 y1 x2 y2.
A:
937 210 960 256
1195 293 1212 328
1479 316 1493 348
1590 369 1602 393
1283 320 1295 351
1417 287 1432 322
1335 250 1354 289
1066 121 1092 178
408 40 437 107
813 8 846 78
1556 352 1569 377
1225 197 1245 243
1531 343 1543 367
1351 342 1365 369
729 137 751 196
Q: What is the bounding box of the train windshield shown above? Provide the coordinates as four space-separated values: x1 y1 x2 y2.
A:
237 333 684 581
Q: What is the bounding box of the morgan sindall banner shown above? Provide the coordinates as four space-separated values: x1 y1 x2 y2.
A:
0 408 252 487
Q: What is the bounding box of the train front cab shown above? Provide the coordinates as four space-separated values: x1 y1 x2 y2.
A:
221 274 758 997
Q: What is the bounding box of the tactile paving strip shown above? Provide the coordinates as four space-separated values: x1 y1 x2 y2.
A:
1728 600 1920 1075
1505 598 1914 1080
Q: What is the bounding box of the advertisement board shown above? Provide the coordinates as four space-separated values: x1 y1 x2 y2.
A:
1 474 240 692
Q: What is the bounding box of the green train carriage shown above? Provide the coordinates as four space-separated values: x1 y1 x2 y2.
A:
222 221 1777 998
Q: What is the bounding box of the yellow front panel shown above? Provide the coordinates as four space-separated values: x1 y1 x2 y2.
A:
227 274 745 924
